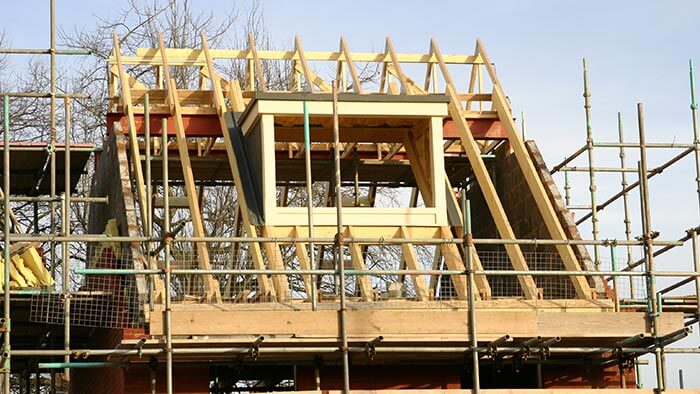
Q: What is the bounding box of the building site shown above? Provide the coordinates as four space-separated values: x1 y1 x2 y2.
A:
0 0 699 393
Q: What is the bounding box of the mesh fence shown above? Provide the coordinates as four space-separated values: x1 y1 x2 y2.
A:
30 244 144 329
28 240 635 326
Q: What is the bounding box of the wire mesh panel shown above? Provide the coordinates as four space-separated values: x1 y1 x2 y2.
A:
478 249 580 299
598 255 647 301
30 244 143 329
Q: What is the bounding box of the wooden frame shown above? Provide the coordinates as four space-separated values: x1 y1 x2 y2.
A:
108 34 598 304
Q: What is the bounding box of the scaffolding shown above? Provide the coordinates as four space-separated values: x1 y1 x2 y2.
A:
0 2 698 394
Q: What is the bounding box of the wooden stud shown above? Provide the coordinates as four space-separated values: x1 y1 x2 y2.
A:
200 32 276 299
158 33 222 303
399 227 430 301
248 33 267 92
431 38 538 300
339 37 364 94
111 33 149 230
346 226 375 302
293 226 315 300
476 40 592 299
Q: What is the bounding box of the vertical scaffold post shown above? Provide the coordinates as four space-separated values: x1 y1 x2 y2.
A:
332 80 350 393
617 113 635 298
583 59 600 269
688 60 700 331
636 103 665 391
162 118 173 394
144 94 155 311
689 60 700 215
690 228 700 332
610 244 619 312
2 95 11 394
462 193 480 392
564 170 571 207
49 0 59 340
303 101 317 310
62 97 72 393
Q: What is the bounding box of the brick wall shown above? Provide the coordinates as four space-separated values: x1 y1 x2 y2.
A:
468 141 603 298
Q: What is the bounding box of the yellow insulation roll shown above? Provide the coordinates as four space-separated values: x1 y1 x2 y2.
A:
7 257 27 288
11 254 38 287
21 247 54 286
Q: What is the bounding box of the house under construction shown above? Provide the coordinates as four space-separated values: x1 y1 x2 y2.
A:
1 4 700 394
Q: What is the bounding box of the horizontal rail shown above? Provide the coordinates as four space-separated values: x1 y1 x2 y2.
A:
74 268 700 278
10 196 108 203
3 234 684 246
11 345 700 358
561 166 641 173
593 142 694 149
38 362 122 369
110 48 485 66
0 92 89 99
0 49 90 55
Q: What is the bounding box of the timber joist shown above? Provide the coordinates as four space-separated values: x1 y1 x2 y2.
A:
109 33 599 305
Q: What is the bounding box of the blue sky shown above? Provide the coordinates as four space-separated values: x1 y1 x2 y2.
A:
2 0 700 388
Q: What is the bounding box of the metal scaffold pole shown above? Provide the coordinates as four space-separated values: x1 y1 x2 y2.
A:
687 60 700 334
690 60 700 215
617 113 635 298
62 97 72 393
3 95 11 394
583 58 600 270
162 118 173 394
636 103 665 391
462 194 479 392
332 80 351 393
49 0 59 321
303 100 317 311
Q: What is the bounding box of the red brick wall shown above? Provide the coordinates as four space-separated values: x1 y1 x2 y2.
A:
296 365 462 390
72 365 209 394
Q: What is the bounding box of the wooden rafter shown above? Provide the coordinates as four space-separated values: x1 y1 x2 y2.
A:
339 36 363 94
247 33 266 92
200 32 277 299
158 33 222 303
385 37 426 95
430 38 538 300
346 226 375 302
475 39 592 298
293 226 315 300
399 227 429 301
294 35 331 93
111 33 148 228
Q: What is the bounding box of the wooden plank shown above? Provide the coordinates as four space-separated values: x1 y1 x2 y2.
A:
228 79 245 112
294 226 315 300
248 33 267 91
399 227 430 301
294 35 331 93
200 33 275 298
109 64 147 90
292 61 332 93
438 226 491 300
260 225 291 300
159 34 221 303
270 225 440 240
150 307 684 339
111 33 148 228
346 226 375 301
477 39 592 298
130 89 212 106
430 39 538 300
403 130 433 206
339 37 363 94
151 308 535 337
130 47 485 65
